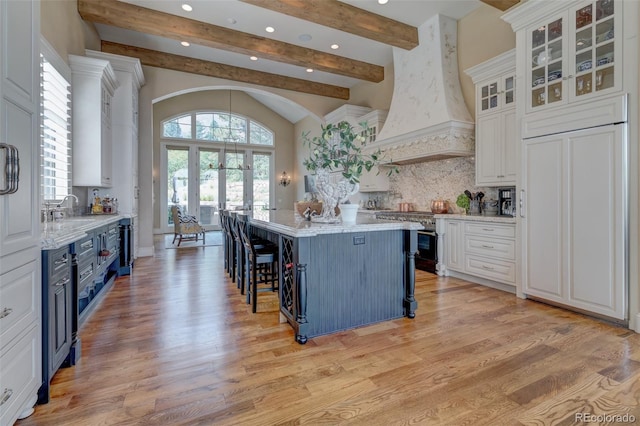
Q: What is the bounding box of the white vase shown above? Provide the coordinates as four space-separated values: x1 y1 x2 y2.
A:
339 203 359 223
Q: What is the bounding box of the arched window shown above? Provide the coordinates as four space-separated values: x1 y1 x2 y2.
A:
162 112 274 146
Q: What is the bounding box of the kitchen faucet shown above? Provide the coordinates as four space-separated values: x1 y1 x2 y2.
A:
55 194 79 219
58 194 79 208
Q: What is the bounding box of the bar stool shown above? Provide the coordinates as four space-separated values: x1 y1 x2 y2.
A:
237 215 279 313
219 209 230 273
234 214 275 295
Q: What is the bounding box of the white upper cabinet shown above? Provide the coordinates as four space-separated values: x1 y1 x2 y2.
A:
357 110 389 192
324 106 390 192
524 0 621 113
85 51 144 216
69 55 119 187
466 49 517 186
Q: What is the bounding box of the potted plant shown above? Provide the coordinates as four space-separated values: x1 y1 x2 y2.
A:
302 121 393 222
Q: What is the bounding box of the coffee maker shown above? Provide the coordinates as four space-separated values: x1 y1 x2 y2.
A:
498 187 516 217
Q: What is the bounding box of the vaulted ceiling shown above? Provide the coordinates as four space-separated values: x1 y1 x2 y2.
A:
79 0 519 120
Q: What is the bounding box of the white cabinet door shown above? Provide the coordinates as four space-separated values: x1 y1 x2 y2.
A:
475 113 501 185
70 55 118 188
475 108 516 186
523 124 626 319
445 220 464 272
0 1 41 423
502 108 517 183
359 165 389 192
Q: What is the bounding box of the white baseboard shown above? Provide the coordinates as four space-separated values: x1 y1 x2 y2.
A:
446 270 516 294
138 246 154 257
633 313 640 333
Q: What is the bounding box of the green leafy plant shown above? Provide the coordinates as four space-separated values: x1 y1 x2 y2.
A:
456 193 470 211
302 121 395 185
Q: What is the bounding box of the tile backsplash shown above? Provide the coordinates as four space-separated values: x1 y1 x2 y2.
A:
369 157 497 212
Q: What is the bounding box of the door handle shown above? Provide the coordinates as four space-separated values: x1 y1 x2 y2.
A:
0 143 20 195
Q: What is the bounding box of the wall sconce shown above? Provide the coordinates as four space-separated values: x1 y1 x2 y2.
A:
279 171 291 187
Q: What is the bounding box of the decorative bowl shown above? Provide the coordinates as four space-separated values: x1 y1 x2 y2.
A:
430 199 449 214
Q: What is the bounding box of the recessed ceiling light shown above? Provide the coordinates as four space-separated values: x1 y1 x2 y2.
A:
250 56 258 61
330 44 339 50
265 26 275 33
298 34 312 42
181 3 193 12
306 68 314 73
181 41 190 47
378 0 388 4
227 18 237 25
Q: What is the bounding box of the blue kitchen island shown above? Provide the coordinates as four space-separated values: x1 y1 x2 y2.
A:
247 210 423 344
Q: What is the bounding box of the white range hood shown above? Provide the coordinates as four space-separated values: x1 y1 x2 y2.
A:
372 14 475 164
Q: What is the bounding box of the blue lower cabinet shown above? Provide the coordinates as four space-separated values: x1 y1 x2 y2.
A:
38 246 73 404
38 218 131 405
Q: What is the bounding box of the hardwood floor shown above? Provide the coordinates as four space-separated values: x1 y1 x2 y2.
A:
18 235 640 425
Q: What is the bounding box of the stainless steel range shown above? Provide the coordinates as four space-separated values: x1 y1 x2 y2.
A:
375 211 437 273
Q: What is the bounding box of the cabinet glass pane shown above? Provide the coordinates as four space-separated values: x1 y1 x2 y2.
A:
576 74 593 96
596 43 614 67
532 67 545 88
481 85 488 98
505 76 515 105
596 66 614 91
532 26 546 49
505 91 514 105
575 4 592 29
596 0 614 21
549 40 562 62
596 19 614 44
548 83 562 103
576 28 592 52
482 98 489 111
548 62 562 84
490 96 498 109
548 19 562 42
576 50 593 74
489 82 498 95
505 77 514 91
532 87 545 108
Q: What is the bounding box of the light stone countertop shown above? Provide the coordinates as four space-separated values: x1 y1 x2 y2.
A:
244 209 423 238
434 213 516 224
41 214 127 249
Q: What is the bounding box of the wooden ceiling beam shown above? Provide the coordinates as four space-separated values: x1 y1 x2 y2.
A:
78 0 384 83
480 0 521 12
239 0 418 50
101 41 350 100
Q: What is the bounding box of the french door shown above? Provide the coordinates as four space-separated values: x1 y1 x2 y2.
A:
162 144 273 233
164 145 221 231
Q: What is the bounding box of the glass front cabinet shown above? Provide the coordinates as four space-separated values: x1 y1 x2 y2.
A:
526 0 620 112
478 74 516 116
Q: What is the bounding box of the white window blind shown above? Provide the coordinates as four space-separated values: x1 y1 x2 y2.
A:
41 53 71 201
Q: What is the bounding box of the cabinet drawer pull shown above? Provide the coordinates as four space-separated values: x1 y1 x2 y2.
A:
481 265 495 271
54 276 71 287
482 228 494 232
0 388 13 406
80 240 93 249
0 307 13 319
481 244 495 249
80 266 94 280
54 256 68 265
